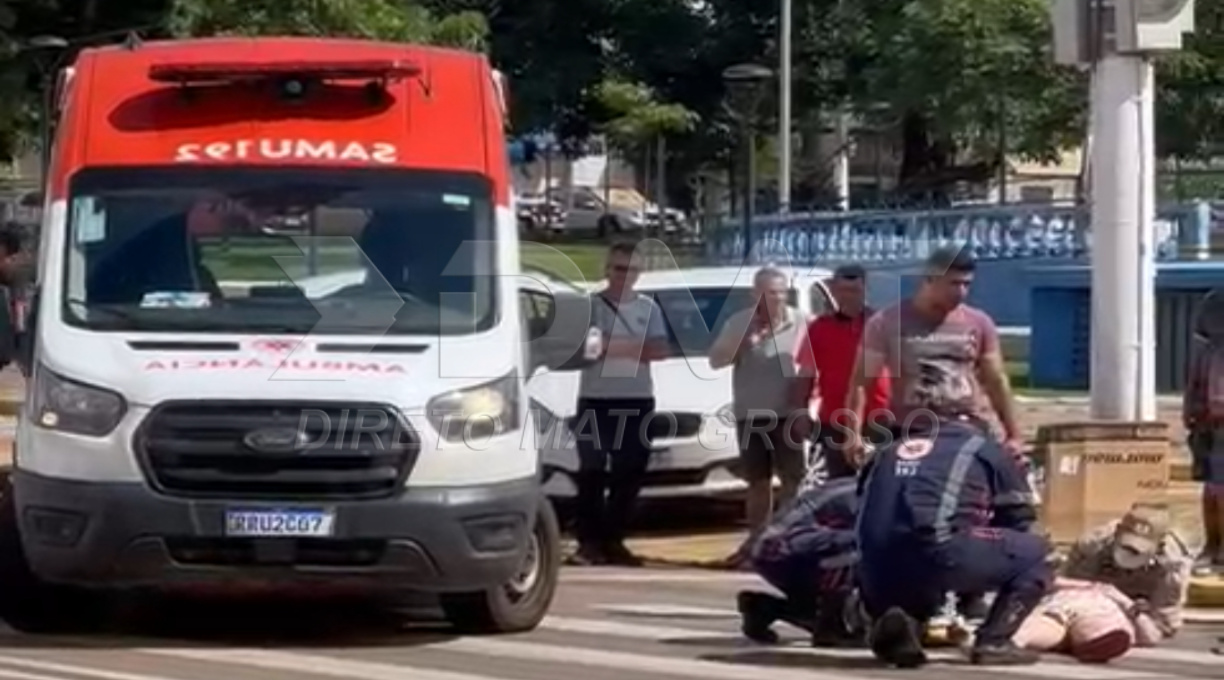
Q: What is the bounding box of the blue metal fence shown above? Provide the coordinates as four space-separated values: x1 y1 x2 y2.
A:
705 201 1214 266
694 200 1222 389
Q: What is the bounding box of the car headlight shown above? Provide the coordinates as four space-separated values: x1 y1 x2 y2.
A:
426 373 521 443
31 366 127 437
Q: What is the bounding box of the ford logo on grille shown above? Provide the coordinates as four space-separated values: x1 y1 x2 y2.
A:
243 427 309 452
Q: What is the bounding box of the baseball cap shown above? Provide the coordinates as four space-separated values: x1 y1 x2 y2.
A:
1111 504 1170 568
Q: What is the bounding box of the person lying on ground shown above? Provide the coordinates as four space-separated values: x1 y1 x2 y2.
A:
737 476 861 647
1061 504 1194 645
1013 578 1139 663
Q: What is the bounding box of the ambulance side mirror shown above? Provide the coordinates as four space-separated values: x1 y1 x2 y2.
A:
529 293 594 373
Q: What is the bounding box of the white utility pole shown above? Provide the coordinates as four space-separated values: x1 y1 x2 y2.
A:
832 0 850 211
834 112 851 211
778 0 792 213
1089 55 1156 421
1054 0 1193 421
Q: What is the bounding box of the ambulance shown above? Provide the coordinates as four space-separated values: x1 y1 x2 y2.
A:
0 37 572 634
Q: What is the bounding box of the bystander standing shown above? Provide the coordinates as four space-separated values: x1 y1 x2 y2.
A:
792 264 890 480
1184 287 1224 573
709 266 808 567
568 242 671 567
0 223 31 375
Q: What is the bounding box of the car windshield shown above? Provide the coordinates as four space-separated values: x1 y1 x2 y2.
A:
61 166 497 335
649 286 800 356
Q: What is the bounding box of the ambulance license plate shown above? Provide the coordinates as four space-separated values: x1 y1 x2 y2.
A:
224 509 335 537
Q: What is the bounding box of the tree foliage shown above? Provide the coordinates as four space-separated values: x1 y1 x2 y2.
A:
837 0 1086 200
166 0 488 51
0 0 1218 203
593 79 697 150
1156 0 1224 160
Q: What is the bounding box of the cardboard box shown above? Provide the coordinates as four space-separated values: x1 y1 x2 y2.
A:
1035 421 1170 545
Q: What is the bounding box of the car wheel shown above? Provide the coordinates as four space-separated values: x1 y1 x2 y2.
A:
0 480 108 633
440 497 561 634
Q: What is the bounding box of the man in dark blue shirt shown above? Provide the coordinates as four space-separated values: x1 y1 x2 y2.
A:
856 419 1049 667
738 477 860 646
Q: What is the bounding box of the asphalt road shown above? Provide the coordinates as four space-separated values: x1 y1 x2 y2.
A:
0 567 1217 680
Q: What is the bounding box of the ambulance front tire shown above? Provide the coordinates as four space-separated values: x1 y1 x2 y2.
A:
0 481 107 634
440 498 561 634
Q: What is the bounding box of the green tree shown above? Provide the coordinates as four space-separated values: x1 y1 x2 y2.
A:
166 0 487 51
592 79 697 149
1156 0 1224 160
845 0 1086 202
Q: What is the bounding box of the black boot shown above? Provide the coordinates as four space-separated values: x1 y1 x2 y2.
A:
810 592 859 648
970 583 1044 666
956 592 989 622
868 607 927 668
737 591 783 644
970 641 1041 666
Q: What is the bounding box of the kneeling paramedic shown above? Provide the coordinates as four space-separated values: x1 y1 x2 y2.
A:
856 419 1050 667
738 477 860 646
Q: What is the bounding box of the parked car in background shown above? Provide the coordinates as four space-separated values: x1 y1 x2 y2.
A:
525 265 835 502
515 193 566 234
548 187 687 236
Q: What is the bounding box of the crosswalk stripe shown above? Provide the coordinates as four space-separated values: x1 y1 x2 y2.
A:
562 571 762 583
418 635 872 680
140 648 505 680
0 666 77 680
770 648 1158 680
592 604 738 618
541 615 1223 672
0 654 183 680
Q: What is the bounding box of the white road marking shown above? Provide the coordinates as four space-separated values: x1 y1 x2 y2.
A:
561 570 762 584
0 655 186 680
140 648 509 680
770 648 1159 680
543 615 1224 671
0 666 93 680
591 604 738 618
419 635 884 680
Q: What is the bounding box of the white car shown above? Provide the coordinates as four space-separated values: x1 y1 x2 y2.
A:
523 265 836 501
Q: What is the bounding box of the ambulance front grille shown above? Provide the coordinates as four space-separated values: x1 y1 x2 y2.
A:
135 401 417 500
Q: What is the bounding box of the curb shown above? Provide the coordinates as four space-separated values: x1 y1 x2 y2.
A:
1189 576 1224 608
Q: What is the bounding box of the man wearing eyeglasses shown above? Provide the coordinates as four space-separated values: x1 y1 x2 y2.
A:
568 242 670 567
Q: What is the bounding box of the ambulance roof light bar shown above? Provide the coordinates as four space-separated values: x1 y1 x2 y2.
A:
148 59 421 86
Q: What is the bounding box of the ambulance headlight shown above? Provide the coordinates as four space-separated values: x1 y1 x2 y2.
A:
426 374 520 442
31 366 126 437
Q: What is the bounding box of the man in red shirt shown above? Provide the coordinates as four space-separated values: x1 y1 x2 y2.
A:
793 264 890 479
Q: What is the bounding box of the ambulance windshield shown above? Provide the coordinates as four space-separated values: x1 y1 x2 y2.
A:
61 166 497 335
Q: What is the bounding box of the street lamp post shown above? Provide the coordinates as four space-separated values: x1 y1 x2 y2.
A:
722 64 773 262
779 0 792 214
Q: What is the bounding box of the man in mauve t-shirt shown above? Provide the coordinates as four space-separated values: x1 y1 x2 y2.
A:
845 247 1022 459
845 246 1027 638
